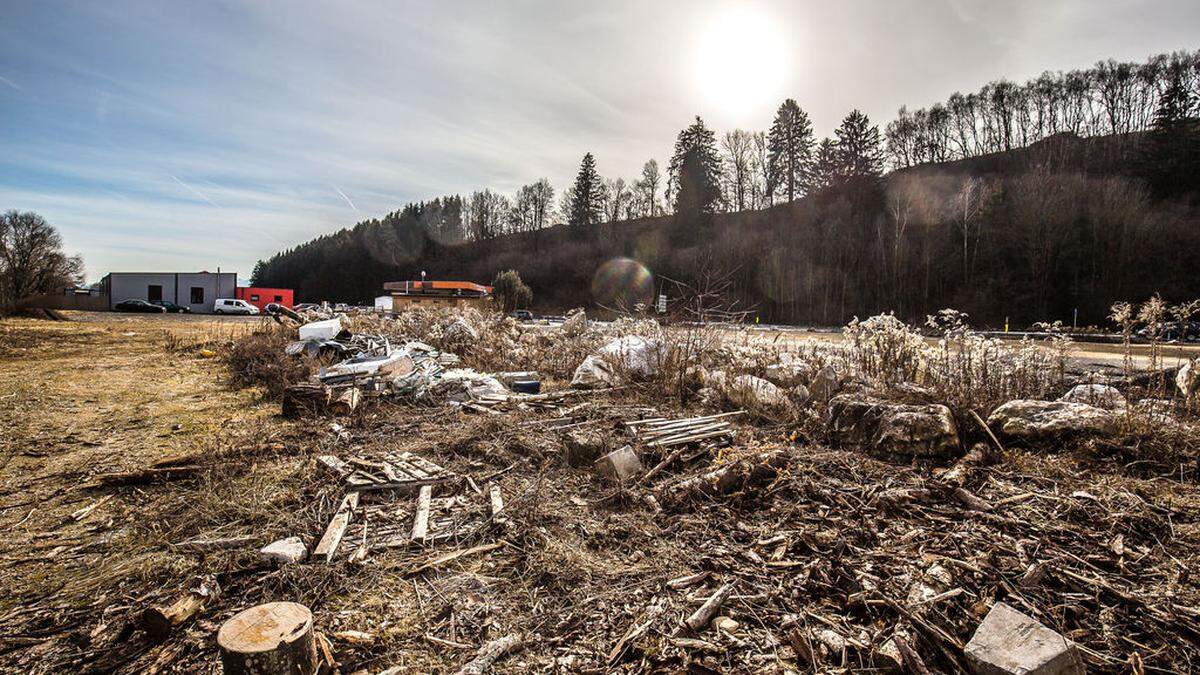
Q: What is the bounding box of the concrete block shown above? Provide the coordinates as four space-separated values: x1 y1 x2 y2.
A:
259 536 308 565
964 602 1083 675
594 445 643 483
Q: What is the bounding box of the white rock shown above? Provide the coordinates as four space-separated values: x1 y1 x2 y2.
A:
828 395 959 458
597 335 663 377
987 399 1116 441
571 354 619 389
562 309 588 336
726 374 792 413
260 536 308 564
1179 359 1199 399
808 365 842 401
1058 383 1125 409
964 602 1083 675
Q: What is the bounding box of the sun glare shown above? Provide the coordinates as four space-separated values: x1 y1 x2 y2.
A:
694 7 789 117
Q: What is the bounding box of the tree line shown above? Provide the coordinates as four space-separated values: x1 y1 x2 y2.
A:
252 46 1199 326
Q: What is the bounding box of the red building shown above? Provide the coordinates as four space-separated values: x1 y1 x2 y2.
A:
235 286 294 310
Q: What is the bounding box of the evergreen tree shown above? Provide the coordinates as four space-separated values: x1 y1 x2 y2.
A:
668 116 723 210
807 138 842 192
767 98 815 202
568 153 602 239
834 110 885 180
1139 62 1199 198
250 259 266 286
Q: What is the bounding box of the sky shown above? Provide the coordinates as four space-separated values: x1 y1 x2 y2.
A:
1 0 1197 283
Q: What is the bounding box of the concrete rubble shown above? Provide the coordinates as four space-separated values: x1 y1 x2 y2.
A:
1058 383 1126 409
964 602 1084 675
259 536 308 565
827 395 960 458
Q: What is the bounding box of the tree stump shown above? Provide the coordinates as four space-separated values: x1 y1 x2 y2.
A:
217 602 319 675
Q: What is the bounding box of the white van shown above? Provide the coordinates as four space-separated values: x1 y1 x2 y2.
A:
213 298 260 315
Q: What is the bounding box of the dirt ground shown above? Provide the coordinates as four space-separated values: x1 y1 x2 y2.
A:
2 313 1199 673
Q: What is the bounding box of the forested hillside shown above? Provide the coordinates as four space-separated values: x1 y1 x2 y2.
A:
252 49 1200 327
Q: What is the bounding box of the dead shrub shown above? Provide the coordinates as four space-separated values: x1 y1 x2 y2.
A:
224 325 315 398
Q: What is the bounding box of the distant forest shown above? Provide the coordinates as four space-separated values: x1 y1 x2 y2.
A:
252 49 1200 327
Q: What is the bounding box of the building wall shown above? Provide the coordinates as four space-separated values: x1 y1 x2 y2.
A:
236 287 294 310
104 272 237 313
390 295 490 311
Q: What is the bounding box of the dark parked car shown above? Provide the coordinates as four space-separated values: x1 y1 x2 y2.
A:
114 299 167 313
509 310 534 322
149 300 191 313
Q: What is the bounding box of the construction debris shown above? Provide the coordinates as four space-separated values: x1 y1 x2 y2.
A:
259 536 308 565
594 445 643 483
964 602 1084 675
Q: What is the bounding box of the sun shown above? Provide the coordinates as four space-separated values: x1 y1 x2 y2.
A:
694 8 789 117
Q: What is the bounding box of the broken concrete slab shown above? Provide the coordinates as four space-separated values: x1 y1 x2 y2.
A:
259 536 308 565
1178 359 1199 399
964 602 1083 675
987 399 1116 442
594 445 643 483
299 317 345 341
724 374 793 414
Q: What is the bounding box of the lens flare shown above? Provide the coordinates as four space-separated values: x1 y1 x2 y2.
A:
591 258 654 310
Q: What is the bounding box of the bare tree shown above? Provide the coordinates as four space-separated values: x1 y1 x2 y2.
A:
720 130 755 212
636 159 661 217
467 189 510 240
0 211 84 306
601 177 631 223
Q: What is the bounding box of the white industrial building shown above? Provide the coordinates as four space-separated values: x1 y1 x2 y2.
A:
100 271 238 313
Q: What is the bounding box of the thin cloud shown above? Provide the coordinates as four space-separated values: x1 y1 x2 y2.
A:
333 185 359 212
0 75 21 91
169 174 221 208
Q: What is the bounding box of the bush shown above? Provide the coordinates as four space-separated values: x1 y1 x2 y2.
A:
493 270 532 314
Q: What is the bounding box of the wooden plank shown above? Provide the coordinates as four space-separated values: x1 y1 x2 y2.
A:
313 492 359 563
489 485 506 524
411 485 433 543
316 455 349 478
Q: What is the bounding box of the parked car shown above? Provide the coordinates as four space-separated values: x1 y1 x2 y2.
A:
509 310 534 322
114 299 167 313
149 300 191 313
294 303 318 312
1137 321 1200 342
213 299 260 315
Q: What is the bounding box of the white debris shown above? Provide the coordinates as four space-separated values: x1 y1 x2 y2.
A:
259 536 308 565
964 602 1083 675
594 445 643 483
299 317 344 341
725 374 792 413
1179 359 1199 399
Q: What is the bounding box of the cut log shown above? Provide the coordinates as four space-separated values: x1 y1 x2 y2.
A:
658 448 787 504
682 583 735 633
141 593 206 641
453 634 525 675
329 387 361 416
313 492 359 563
217 601 319 675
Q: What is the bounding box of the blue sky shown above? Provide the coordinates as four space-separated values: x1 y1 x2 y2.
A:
2 0 1197 282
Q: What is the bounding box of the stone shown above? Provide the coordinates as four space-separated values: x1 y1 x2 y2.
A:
571 355 619 389
725 374 793 413
1179 359 1199 399
764 359 807 387
563 429 609 467
808 365 842 401
562 309 588 336
987 400 1116 442
259 536 308 564
594 445 643 483
1058 383 1125 409
828 395 959 458
964 602 1083 675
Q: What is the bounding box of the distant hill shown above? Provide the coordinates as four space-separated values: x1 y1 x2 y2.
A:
253 132 1199 328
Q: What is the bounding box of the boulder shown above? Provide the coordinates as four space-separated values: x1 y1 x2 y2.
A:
987 400 1116 442
725 374 792 413
828 395 959 458
571 354 618 389
1058 383 1125 409
594 445 643 483
1179 359 1199 399
808 365 842 401
597 335 663 377
259 536 308 565
964 602 1083 675
442 318 479 344
763 359 807 387
563 428 610 467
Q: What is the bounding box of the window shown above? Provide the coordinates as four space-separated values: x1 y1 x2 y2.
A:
274 295 283 302
147 285 163 302
250 294 260 301
190 287 204 304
